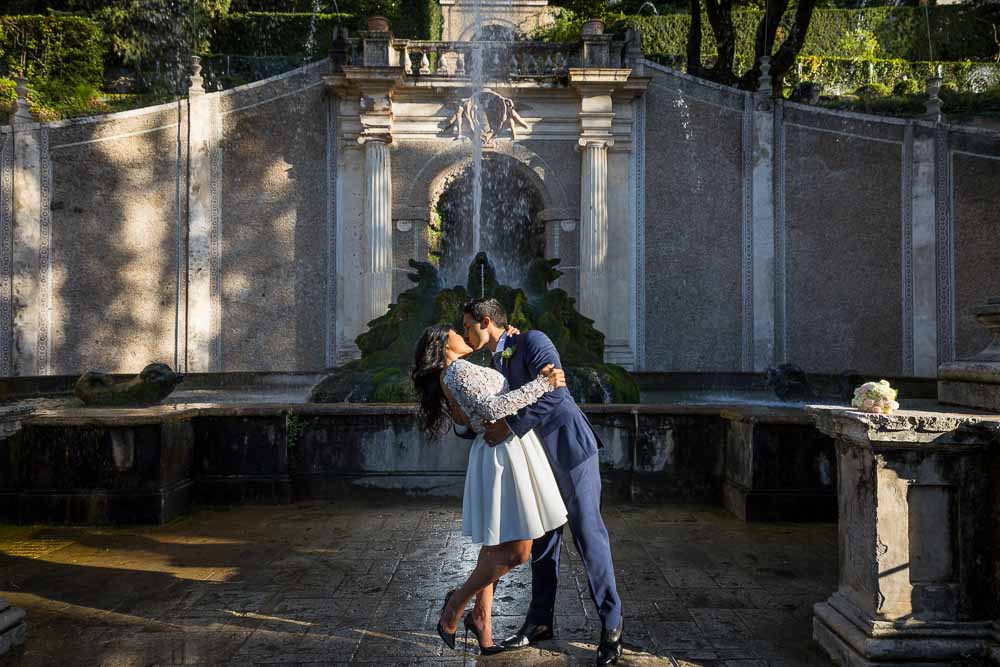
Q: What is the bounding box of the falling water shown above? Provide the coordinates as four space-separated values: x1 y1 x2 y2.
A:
303 0 323 63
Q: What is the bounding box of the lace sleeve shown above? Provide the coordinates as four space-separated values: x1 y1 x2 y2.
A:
446 360 552 427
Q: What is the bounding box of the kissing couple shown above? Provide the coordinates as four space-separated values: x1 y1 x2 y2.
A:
410 298 624 665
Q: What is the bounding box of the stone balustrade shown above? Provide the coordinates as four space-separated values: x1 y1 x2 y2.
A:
331 33 633 80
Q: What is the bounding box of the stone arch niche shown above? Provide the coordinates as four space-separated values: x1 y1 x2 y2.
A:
394 145 578 298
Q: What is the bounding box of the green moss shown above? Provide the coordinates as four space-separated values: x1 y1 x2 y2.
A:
310 254 639 404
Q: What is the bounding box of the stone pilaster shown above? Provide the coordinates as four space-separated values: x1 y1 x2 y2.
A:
325 66 401 347
10 79 48 377
570 68 629 347
747 70 776 372
0 598 26 656
359 135 393 326
186 57 221 372
809 406 1000 666
909 125 939 376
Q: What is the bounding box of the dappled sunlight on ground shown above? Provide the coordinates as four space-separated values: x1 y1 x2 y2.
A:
1 501 835 665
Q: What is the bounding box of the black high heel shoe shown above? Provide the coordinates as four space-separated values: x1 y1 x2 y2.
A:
436 590 458 650
464 612 506 655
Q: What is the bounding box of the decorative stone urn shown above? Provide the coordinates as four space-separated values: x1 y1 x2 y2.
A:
0 598 26 656
581 18 605 36
939 296 1000 412
367 16 391 32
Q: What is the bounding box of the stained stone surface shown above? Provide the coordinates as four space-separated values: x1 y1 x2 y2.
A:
48 113 183 375
643 71 745 372
783 119 903 377
0 501 834 666
220 83 329 372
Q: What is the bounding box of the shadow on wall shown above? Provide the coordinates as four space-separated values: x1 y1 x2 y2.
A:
49 106 184 375
220 76 327 372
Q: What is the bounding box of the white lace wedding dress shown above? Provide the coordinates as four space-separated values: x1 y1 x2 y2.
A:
444 359 568 546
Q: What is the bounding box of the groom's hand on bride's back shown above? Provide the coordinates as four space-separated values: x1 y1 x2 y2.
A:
483 420 512 446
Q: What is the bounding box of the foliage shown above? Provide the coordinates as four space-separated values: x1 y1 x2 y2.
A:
611 6 999 63
0 15 104 83
309 254 639 405
211 12 352 56
784 55 998 95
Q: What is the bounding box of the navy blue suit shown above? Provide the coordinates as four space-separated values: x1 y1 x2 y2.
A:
493 330 622 631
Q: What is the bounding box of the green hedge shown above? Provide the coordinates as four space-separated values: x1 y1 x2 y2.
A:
614 6 998 63
0 15 104 85
787 56 1000 95
210 4 440 55
210 12 355 56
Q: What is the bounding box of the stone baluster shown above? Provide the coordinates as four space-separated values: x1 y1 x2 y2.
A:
456 52 466 76
419 50 431 75
401 45 412 74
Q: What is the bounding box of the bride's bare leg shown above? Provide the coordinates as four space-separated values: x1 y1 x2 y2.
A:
440 540 531 634
470 581 495 647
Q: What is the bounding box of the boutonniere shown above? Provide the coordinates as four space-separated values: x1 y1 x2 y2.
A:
501 344 516 361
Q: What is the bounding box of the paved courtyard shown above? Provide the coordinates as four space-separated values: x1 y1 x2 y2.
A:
0 500 835 666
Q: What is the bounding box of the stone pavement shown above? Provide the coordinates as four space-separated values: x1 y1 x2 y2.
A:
0 501 835 666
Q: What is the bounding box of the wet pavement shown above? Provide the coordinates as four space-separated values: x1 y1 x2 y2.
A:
0 500 835 666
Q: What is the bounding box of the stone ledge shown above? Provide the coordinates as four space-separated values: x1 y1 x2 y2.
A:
808 404 1000 446
939 379 1000 413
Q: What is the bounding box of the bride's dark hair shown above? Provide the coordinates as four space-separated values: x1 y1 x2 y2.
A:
412 324 454 437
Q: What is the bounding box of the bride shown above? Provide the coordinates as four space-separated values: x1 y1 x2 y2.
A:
411 324 569 654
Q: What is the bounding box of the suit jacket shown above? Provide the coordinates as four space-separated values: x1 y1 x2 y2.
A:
499 330 603 479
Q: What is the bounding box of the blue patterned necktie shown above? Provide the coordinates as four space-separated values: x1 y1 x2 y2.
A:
492 351 503 371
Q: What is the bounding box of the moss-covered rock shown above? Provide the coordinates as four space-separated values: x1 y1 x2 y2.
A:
308 254 639 404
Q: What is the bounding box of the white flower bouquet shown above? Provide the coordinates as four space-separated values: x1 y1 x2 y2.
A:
851 380 900 414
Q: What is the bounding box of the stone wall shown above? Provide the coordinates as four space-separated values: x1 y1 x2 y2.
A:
641 61 1000 377
218 67 330 371
46 106 184 375
1 57 998 378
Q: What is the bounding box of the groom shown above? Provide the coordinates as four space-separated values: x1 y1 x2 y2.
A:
460 297 624 666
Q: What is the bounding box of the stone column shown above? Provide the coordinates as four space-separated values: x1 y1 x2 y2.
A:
10 78 47 376
0 598 26 656
185 57 221 373
809 405 1000 665
578 138 611 334
359 135 392 326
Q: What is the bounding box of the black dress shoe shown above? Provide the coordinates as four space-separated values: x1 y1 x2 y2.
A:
596 618 624 666
500 621 554 650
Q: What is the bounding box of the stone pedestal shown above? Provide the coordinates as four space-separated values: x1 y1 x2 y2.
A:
809 406 1000 666
0 598 25 656
939 297 1000 412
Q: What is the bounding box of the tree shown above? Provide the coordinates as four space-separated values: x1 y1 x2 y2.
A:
686 0 817 94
